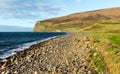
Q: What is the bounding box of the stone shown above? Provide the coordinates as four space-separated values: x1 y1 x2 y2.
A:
2 59 8 63
34 71 37 74
93 53 98 56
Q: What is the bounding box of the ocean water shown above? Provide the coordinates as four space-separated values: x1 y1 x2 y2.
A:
0 32 66 59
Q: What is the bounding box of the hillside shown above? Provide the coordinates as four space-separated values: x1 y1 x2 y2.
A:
33 7 120 74
34 7 120 32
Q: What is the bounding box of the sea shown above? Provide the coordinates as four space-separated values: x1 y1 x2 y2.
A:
0 32 66 59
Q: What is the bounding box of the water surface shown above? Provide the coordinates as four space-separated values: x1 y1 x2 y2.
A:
0 32 66 59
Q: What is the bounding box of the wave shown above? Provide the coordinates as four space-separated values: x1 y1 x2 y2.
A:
0 36 58 59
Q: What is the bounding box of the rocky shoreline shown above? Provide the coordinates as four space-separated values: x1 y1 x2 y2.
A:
0 33 95 74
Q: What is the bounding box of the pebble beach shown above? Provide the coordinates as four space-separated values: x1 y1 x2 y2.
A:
0 33 95 74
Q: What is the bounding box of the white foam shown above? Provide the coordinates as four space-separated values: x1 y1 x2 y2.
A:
0 36 58 59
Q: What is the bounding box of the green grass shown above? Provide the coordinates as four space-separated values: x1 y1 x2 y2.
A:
108 34 120 46
84 20 120 33
100 20 120 24
34 20 96 32
85 31 120 74
87 49 107 74
106 34 120 57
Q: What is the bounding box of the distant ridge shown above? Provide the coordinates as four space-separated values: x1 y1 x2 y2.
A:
0 25 32 32
34 7 120 32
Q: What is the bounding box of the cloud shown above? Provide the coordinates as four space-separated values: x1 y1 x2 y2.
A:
0 0 62 19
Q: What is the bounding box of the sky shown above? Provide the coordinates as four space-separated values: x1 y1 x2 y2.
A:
0 0 120 28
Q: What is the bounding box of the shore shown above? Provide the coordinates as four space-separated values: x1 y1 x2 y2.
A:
0 33 96 74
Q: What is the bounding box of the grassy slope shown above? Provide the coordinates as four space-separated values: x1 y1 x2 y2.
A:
83 21 120 74
35 20 120 74
84 20 120 33
34 7 120 74
34 7 120 32
109 34 120 46
88 33 120 74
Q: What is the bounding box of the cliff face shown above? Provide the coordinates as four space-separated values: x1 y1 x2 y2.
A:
34 7 120 32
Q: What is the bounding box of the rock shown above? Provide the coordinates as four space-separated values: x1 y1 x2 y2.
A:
2 59 8 63
93 53 98 56
88 71 92 74
0 33 97 74
34 71 37 74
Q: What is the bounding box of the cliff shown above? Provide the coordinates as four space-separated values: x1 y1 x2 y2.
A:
34 7 120 32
